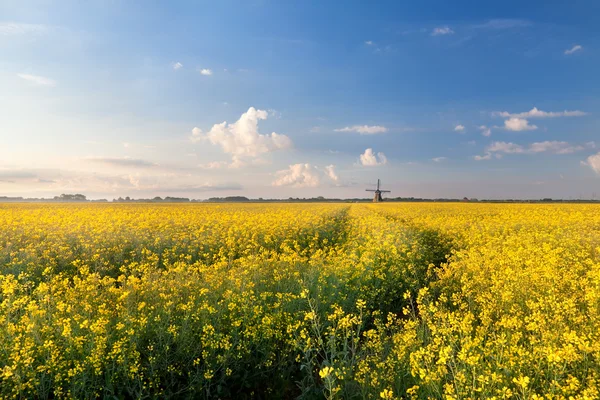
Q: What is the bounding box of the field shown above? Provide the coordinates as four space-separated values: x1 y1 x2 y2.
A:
1 203 599 399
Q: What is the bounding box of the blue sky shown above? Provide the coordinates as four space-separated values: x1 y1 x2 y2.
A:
1 0 599 199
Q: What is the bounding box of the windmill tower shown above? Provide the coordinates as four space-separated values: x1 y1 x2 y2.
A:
366 179 390 203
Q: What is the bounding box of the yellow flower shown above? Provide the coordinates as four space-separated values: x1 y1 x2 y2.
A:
319 366 334 379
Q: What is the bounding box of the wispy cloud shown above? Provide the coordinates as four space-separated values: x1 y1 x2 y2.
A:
473 153 493 161
169 183 243 192
476 141 595 159
454 124 465 133
334 125 388 135
0 22 47 36
431 27 454 36
198 161 228 170
473 19 531 30
365 40 374 46
172 62 183 70
478 125 491 137
86 157 158 168
492 107 587 118
432 157 447 162
17 73 56 87
565 45 583 55
199 68 213 76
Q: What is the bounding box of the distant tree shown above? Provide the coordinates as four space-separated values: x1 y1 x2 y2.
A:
55 194 87 202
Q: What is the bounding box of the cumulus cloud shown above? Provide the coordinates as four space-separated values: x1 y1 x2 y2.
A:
324 165 339 182
493 107 587 119
565 45 583 55
199 68 213 76
172 62 183 70
190 107 293 162
503 117 538 131
272 164 331 188
190 127 203 143
334 125 388 135
360 148 387 166
431 27 454 36
583 153 600 175
478 125 491 137
432 157 447 162
86 156 158 168
454 124 465 132
17 73 56 87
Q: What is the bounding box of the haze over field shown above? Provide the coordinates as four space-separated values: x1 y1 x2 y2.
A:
1 0 599 199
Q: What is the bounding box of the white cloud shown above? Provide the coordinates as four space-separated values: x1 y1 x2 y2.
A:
272 164 321 188
432 157 447 162
565 45 583 55
325 165 338 182
334 125 388 135
493 107 587 119
583 153 600 175
478 125 491 137
190 127 203 143
172 62 183 70
0 22 46 35
454 124 465 132
365 40 374 45
359 148 387 166
199 68 213 76
17 73 56 87
309 126 321 133
483 140 594 157
474 153 492 161
190 107 293 162
503 117 538 131
431 27 454 36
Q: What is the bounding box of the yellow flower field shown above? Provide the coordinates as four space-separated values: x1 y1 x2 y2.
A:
0 203 599 399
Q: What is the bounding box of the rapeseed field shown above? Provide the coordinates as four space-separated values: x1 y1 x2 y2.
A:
1 203 599 399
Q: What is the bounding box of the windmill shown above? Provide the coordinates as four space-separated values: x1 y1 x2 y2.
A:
366 179 390 203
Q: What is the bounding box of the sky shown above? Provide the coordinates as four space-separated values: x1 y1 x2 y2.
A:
1 0 599 200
